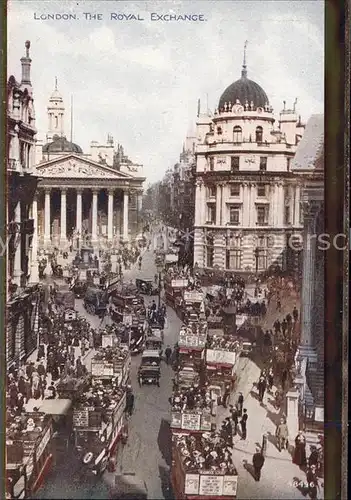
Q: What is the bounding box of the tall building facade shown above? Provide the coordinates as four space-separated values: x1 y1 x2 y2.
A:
291 114 324 433
7 41 42 368
193 57 305 273
34 83 145 247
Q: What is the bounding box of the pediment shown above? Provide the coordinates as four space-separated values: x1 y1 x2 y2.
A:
36 154 131 179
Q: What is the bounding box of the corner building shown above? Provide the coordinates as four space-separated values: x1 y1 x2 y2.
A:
193 60 305 273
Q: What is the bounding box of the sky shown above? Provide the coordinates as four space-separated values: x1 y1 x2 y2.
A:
8 0 324 184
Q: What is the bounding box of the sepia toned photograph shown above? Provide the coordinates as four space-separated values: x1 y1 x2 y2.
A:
2 1 347 499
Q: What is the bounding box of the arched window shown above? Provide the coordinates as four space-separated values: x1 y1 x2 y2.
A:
233 126 242 143
55 116 58 129
255 126 263 143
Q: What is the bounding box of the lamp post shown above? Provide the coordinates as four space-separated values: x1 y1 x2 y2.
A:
156 262 163 309
254 247 259 275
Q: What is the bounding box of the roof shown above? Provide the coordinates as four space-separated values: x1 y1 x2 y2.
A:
219 73 269 111
43 135 83 154
291 114 324 170
37 398 72 415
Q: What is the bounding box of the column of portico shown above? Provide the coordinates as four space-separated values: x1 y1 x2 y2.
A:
91 189 98 243
277 183 284 226
76 189 82 236
60 188 67 243
44 188 51 246
195 182 202 226
294 184 301 225
215 184 221 225
13 201 22 287
123 190 129 241
296 200 319 365
107 189 114 240
29 194 39 283
221 184 227 225
250 183 256 226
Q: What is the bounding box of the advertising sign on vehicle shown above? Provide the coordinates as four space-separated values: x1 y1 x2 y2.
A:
36 428 51 461
181 412 201 431
199 474 224 496
171 279 188 288
79 269 87 281
102 334 114 348
184 474 200 495
183 291 203 302
223 476 238 496
123 314 133 326
171 411 182 428
206 350 236 366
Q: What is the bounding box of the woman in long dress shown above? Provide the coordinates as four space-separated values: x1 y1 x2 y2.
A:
293 430 307 468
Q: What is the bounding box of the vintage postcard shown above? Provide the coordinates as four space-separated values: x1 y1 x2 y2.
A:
2 1 348 499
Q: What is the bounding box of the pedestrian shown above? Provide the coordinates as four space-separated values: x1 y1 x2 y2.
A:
252 446 265 481
293 306 299 322
293 431 307 468
276 417 289 451
257 375 267 403
235 391 243 414
230 405 238 436
240 409 248 440
281 319 288 337
223 417 233 447
126 391 135 416
308 446 319 468
46 384 56 399
306 464 319 499
277 298 281 312
222 385 231 408
267 368 274 392
164 346 172 365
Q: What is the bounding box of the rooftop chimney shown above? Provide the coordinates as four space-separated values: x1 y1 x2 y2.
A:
20 40 32 85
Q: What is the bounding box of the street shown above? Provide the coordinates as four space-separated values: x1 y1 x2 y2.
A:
34 246 180 499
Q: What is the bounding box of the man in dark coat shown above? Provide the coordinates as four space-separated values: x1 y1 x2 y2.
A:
237 392 244 416
164 346 172 364
252 447 265 481
126 391 135 416
257 375 267 403
293 306 299 322
229 405 238 436
306 464 319 499
240 409 248 440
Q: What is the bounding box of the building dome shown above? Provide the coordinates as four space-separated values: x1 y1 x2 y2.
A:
49 89 63 101
43 135 83 154
218 65 269 111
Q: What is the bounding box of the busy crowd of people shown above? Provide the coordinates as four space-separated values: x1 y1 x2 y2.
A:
170 386 213 412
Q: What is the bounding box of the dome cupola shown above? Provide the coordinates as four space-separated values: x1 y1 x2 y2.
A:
218 42 269 111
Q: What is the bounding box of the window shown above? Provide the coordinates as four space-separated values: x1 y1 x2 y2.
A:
257 206 269 225
206 235 214 267
256 126 263 142
55 115 58 128
257 184 267 197
208 185 216 197
209 157 214 171
229 206 240 225
217 127 222 135
208 205 216 223
256 249 268 270
233 126 242 143
284 206 291 225
259 157 267 171
226 249 242 270
230 184 240 197
231 156 240 173
287 157 291 170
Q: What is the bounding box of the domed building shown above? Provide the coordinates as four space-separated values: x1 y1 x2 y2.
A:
193 50 306 274
34 80 145 248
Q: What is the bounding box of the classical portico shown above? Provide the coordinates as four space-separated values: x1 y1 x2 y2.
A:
35 153 144 248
